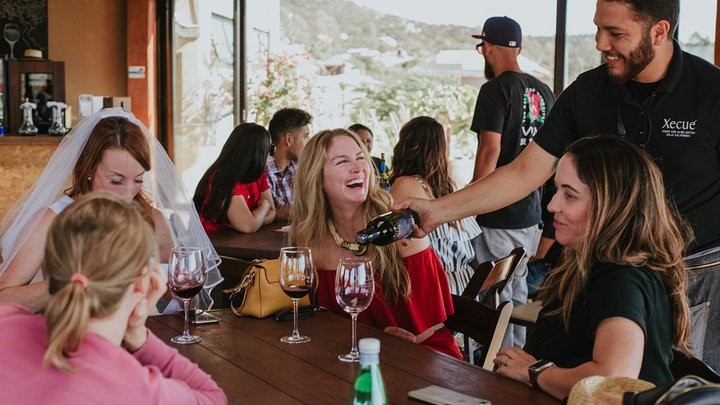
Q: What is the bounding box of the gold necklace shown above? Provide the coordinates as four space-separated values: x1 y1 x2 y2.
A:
328 220 367 256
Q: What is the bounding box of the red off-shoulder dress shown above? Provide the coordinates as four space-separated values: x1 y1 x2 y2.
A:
315 246 462 359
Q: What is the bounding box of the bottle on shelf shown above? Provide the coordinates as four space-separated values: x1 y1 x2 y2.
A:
18 98 38 136
47 101 69 136
355 209 419 246
348 338 387 405
377 153 390 191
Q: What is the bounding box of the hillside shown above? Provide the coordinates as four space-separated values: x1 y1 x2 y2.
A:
280 0 600 80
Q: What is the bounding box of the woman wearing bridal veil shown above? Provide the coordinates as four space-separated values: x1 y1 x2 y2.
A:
0 108 222 312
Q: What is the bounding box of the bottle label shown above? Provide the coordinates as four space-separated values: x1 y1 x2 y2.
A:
392 215 415 239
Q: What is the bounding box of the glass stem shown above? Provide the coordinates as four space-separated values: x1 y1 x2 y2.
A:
350 313 359 355
183 299 190 337
292 298 300 337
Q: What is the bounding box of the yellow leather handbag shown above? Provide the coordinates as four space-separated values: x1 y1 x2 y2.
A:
224 259 311 319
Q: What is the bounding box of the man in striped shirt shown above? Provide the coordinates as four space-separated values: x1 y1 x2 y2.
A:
266 108 313 220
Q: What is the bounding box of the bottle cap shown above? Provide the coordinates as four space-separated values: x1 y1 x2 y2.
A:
358 337 380 354
356 231 369 245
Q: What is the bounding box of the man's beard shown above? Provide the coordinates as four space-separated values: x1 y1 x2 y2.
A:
484 60 495 80
606 32 655 84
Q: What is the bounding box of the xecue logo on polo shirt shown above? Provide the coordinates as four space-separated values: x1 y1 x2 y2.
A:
661 118 697 138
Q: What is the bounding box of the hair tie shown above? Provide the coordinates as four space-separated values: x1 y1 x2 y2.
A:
70 273 89 289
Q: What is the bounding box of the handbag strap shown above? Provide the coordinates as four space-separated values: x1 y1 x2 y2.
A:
223 259 265 317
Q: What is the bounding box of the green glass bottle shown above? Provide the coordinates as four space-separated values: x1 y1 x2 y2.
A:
348 338 387 405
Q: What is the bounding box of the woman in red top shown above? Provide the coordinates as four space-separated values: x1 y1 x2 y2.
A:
194 123 275 233
289 128 461 359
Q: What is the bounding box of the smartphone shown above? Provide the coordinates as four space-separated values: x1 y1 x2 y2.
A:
175 309 220 324
408 385 491 405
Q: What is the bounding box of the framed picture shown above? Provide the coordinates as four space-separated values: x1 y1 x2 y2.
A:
0 0 49 60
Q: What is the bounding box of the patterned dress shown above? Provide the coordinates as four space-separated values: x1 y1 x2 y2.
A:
414 176 482 295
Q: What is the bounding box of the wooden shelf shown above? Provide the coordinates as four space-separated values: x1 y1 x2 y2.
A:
0 135 64 145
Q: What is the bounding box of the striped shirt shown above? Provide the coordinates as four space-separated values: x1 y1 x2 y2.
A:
415 176 482 295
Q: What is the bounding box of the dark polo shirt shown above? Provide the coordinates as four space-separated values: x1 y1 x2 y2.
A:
534 41 720 253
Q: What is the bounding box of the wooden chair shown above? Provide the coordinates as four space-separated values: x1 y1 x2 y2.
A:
445 296 513 371
462 247 526 308
670 349 720 383
510 300 543 327
211 255 255 308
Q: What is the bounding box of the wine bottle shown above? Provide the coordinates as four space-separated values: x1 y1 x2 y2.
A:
348 338 387 405
355 209 419 246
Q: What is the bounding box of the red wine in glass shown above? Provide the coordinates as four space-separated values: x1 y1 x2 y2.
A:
171 283 204 300
279 247 315 344
168 247 206 345
281 285 311 299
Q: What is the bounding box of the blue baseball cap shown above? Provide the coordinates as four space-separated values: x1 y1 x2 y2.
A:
472 16 522 48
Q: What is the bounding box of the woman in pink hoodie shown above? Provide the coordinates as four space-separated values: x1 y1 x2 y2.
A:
0 192 226 405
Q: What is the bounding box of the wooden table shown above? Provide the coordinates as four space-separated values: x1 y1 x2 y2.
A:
146 310 559 405
209 222 288 260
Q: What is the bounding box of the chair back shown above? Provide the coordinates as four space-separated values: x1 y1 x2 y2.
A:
445 296 513 371
211 255 255 308
670 349 720 383
462 247 526 307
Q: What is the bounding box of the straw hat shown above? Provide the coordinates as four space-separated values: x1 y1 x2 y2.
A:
568 376 655 404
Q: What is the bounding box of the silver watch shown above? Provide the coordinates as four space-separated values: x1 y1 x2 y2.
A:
528 359 554 389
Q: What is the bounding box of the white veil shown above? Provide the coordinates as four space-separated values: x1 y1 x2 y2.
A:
0 108 222 309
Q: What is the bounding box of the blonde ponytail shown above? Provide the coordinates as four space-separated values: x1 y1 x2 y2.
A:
43 280 91 371
42 192 157 371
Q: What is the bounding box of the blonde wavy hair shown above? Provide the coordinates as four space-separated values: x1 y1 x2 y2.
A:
289 129 410 300
538 135 692 355
42 192 158 371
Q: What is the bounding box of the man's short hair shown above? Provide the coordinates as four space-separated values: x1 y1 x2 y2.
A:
622 0 678 36
268 108 313 145
348 123 373 137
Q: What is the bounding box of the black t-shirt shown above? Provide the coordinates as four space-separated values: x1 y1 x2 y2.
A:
534 41 720 253
472 71 556 229
525 263 674 385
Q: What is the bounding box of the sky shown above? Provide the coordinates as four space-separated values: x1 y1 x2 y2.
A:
349 0 716 41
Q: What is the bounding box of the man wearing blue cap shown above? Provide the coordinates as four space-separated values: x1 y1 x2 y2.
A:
470 16 555 349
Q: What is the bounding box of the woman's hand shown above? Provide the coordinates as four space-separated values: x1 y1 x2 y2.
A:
384 323 444 344
124 261 167 351
384 326 418 342
493 346 537 386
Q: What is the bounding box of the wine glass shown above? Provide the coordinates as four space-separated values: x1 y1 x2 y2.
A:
279 247 315 344
335 257 375 362
167 247 206 344
3 23 20 60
